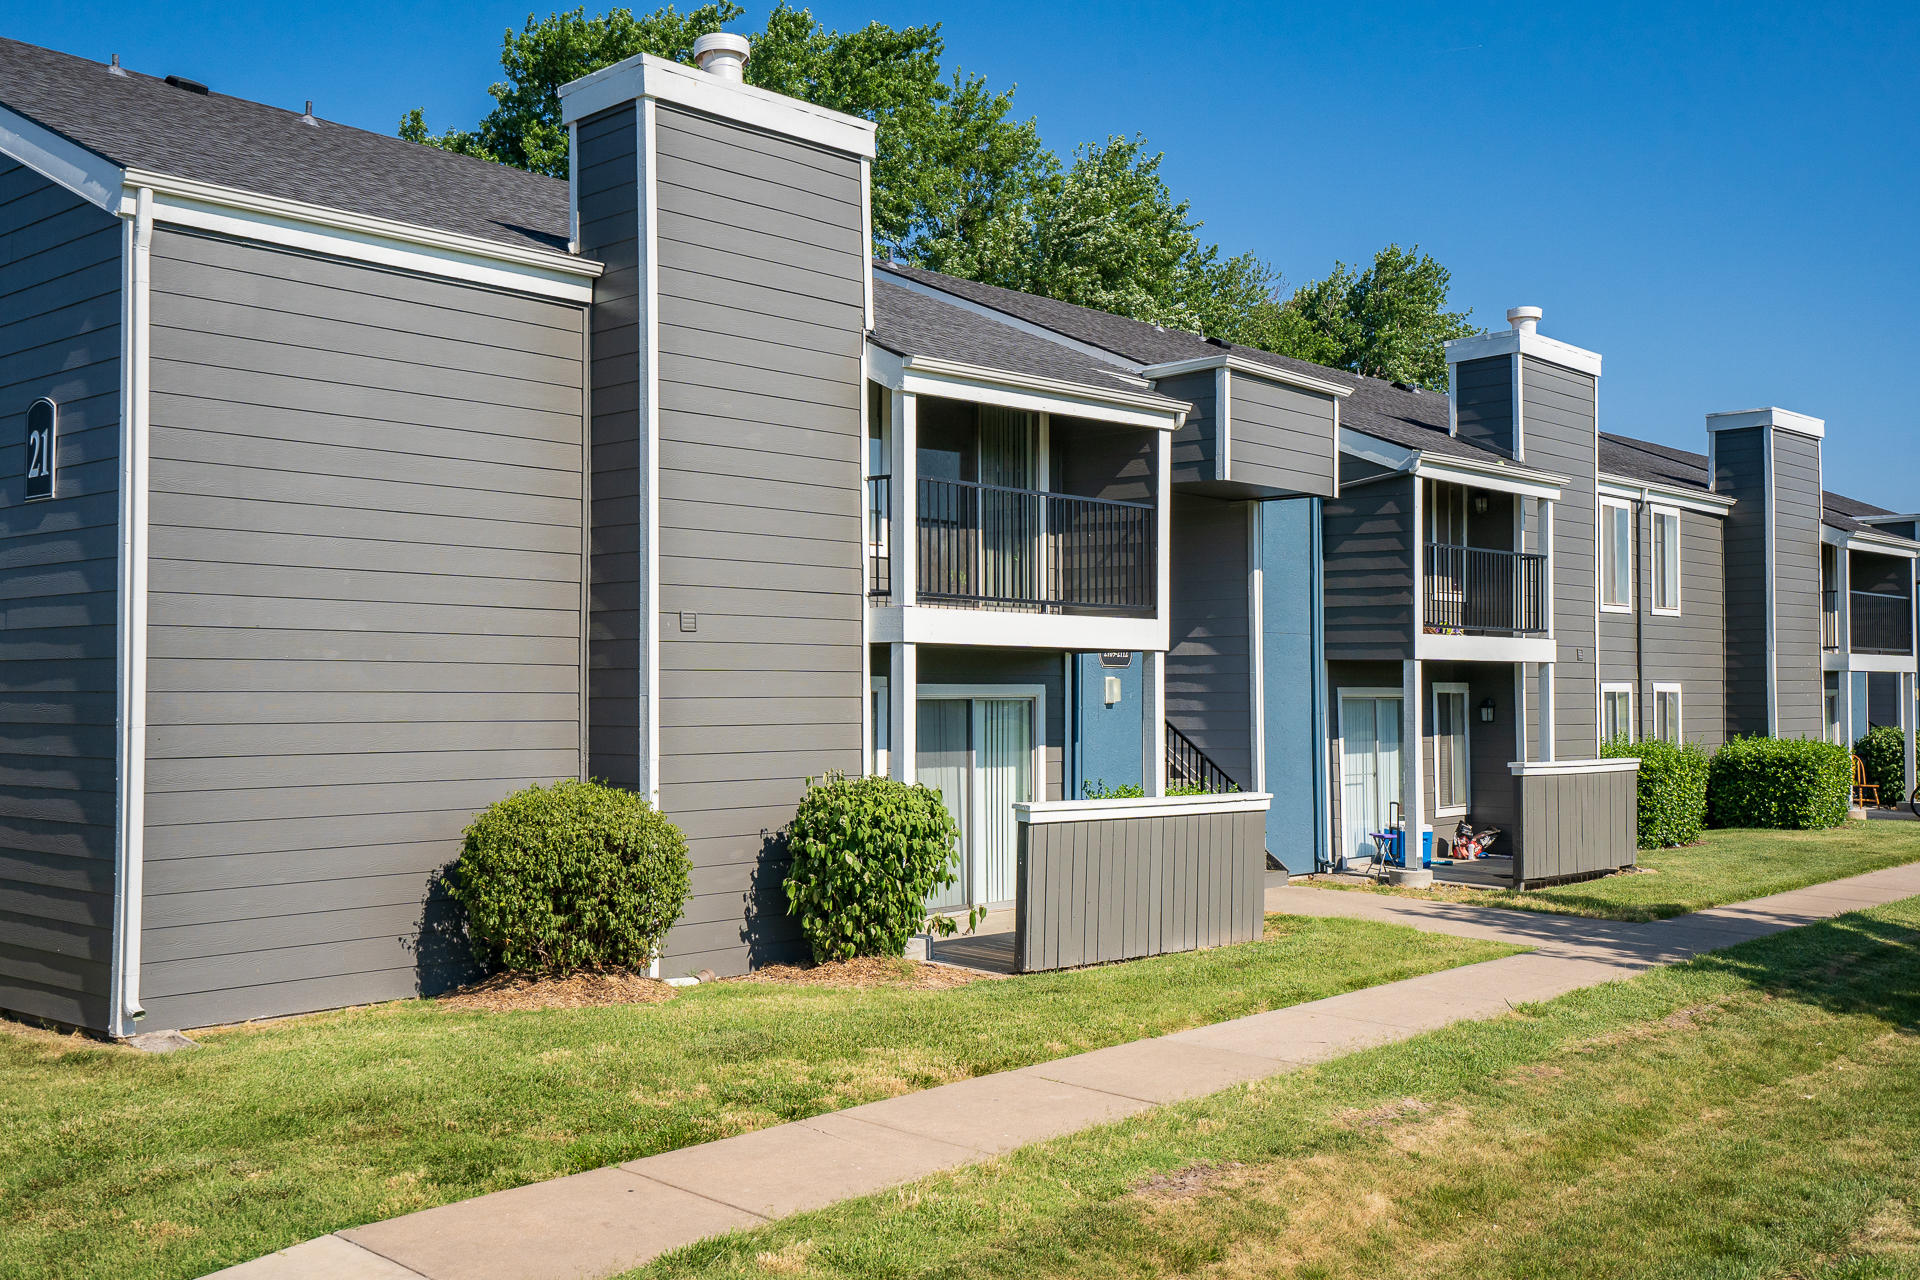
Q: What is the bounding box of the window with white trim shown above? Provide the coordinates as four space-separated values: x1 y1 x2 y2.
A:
1651 506 1681 614
1600 500 1633 611
1652 684 1682 744
1432 683 1470 814
1601 683 1635 743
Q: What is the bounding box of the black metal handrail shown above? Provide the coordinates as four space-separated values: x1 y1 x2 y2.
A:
1850 587 1913 656
1822 588 1840 651
1166 721 1237 794
866 474 891 599
916 476 1155 614
1423 542 1547 636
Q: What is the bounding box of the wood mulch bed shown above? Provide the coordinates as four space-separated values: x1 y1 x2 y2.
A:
438 968 677 1012
730 956 987 989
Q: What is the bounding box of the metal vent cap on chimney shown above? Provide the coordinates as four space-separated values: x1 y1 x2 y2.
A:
692 32 751 83
1507 306 1542 336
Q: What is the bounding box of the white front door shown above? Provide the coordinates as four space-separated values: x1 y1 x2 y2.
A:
1340 693 1404 868
916 694 1035 909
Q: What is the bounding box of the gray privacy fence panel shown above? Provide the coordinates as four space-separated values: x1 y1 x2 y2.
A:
1510 760 1639 886
1013 795 1271 972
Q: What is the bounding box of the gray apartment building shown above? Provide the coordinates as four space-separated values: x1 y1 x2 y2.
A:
0 34 1912 1037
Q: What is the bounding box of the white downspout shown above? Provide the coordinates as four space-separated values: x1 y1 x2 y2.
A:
110 186 153 1037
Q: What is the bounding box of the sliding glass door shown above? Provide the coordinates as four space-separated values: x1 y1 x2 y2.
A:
915 694 1035 910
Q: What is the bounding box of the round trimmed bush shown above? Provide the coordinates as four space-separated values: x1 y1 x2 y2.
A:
1602 737 1709 848
783 773 962 963
447 779 690 974
1706 736 1851 831
1854 724 1905 807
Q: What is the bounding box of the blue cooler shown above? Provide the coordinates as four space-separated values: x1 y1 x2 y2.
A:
1371 827 1434 869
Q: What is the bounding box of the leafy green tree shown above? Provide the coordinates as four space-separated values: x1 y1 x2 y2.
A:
1269 245 1478 389
401 3 1052 265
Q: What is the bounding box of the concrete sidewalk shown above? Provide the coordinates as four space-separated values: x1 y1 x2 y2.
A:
214 862 1920 1280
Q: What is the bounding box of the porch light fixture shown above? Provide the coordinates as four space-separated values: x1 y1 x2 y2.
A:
1472 494 1490 517
1479 697 1496 723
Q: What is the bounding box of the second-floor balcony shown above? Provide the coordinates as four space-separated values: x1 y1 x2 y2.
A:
1422 542 1549 637
868 474 1156 615
1847 587 1913 656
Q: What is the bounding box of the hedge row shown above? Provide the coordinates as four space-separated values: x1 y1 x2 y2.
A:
1601 737 1710 847
1601 734 1855 847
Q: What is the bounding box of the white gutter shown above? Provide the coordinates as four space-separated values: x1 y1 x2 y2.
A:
110 186 153 1038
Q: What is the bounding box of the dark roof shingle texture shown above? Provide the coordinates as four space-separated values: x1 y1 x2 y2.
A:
0 37 570 254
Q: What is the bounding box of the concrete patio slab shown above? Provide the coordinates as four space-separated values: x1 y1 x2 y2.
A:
205 1235 426 1280
622 1112 978 1220
1022 1036 1286 1103
340 1167 761 1280
838 1070 1154 1155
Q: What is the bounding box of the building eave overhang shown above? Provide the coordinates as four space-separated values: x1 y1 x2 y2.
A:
1141 353 1354 399
1597 473 1736 516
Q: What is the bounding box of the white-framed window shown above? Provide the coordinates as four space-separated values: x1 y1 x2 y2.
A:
1432 682 1471 815
1600 499 1633 612
1652 683 1682 744
1651 506 1681 615
1601 682 1635 743
870 675 890 776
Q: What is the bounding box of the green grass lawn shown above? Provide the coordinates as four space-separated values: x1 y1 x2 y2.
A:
1302 819 1920 921
633 896 1920 1280
0 916 1514 1280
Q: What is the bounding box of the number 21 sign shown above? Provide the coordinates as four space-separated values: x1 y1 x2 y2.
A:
25 398 55 501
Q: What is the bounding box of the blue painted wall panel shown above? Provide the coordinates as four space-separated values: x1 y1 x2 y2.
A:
1071 653 1143 796
1260 497 1326 870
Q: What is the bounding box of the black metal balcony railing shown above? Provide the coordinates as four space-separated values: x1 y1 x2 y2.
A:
1422 543 1548 636
1850 588 1914 656
1167 721 1237 794
866 474 891 598
865 476 1152 614
1822 588 1840 651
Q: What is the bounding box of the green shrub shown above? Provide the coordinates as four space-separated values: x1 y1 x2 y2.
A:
783 773 965 963
1602 736 1710 848
447 779 690 974
1706 736 1852 831
1083 779 1225 798
1854 724 1905 806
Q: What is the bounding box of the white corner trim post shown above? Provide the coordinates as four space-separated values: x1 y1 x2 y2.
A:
889 642 917 785
1143 650 1167 796
110 186 153 1038
636 100 662 809
1398 658 1427 883
1906 671 1917 809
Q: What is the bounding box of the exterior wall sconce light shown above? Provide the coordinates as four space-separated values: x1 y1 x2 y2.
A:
1471 494 1490 516
1479 697 1496 723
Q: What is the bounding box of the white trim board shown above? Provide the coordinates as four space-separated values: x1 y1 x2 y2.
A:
1142 352 1354 399
0 102 123 212
864 347 1187 430
1509 757 1639 776
1337 428 1567 500
1706 406 1825 440
868 604 1168 655
1445 327 1603 378
558 52 878 157
1597 475 1735 516
1416 633 1556 664
1431 680 1471 817
1825 526 1920 558
1016 793 1272 824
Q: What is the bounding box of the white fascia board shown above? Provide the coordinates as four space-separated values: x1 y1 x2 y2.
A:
558 53 877 158
1705 406 1825 439
896 354 1187 431
1141 352 1354 399
122 169 600 303
1508 757 1640 776
1417 632 1557 664
1016 792 1273 824
1846 652 1919 673
1858 512 1920 527
1339 427 1416 472
876 269 1148 375
872 604 1168 653
0 104 124 212
1827 526 1920 558
1597 475 1736 515
1412 455 1567 500
1445 328 1603 378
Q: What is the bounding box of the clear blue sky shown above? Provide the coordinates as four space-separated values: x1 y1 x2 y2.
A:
13 1 1919 507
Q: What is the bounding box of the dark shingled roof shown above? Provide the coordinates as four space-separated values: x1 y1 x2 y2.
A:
1599 432 1713 491
870 281 1185 408
0 37 570 254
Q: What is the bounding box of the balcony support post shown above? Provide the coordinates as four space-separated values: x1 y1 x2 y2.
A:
890 389 917 607
1905 671 1917 809
1837 547 1850 658
1397 657 1427 883
1538 661 1557 761
889 641 917 785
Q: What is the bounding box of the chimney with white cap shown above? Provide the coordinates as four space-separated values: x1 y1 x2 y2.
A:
691 31 750 83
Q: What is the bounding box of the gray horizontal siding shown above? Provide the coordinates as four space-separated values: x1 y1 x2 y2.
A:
1158 370 1216 486
651 104 867 978
1773 431 1825 739
1596 506 1728 750
1222 370 1336 497
1522 356 1598 753
1714 427 1771 737
1167 493 1251 789
138 228 587 1030
0 158 120 1032
1452 355 1513 458
1321 474 1414 661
